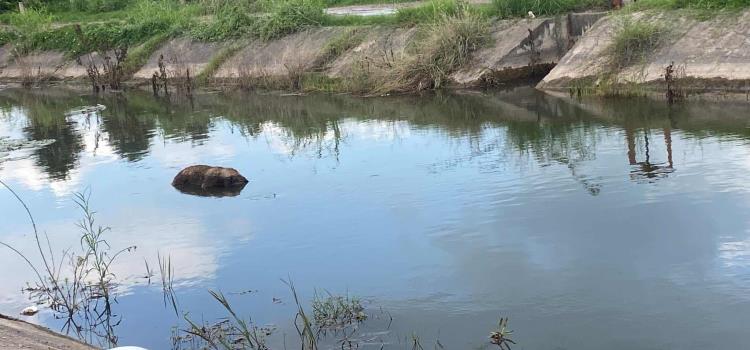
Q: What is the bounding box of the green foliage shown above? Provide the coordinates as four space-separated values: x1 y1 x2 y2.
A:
122 31 173 76
609 18 664 68
0 29 17 45
378 6 490 93
198 0 262 13
255 0 325 39
190 5 255 41
6 7 53 33
319 27 365 63
311 292 367 329
492 0 608 18
195 42 243 84
324 0 413 5
396 0 474 23
67 0 132 12
631 0 750 10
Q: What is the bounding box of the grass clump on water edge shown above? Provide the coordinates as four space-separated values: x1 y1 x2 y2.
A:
376 3 490 94
608 17 665 68
311 292 367 330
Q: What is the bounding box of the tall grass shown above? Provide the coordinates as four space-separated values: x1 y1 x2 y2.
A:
376 5 490 93
630 0 750 10
492 0 608 18
608 17 664 68
255 0 326 40
396 0 486 23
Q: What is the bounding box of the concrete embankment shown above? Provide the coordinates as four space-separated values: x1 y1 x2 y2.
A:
0 314 96 350
2 9 749 95
0 12 603 90
539 9 750 93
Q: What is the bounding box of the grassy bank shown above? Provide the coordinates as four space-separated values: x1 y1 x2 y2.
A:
0 0 610 55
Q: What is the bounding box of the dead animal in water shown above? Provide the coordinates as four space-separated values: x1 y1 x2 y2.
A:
172 165 248 193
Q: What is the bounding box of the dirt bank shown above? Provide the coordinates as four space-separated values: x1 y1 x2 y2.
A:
0 314 96 350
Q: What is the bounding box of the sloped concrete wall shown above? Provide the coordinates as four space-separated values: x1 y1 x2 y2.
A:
134 38 228 79
214 27 346 79
451 12 606 87
539 10 750 91
325 26 419 78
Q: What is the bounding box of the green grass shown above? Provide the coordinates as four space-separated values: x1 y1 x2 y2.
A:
376 5 490 93
195 42 244 84
492 0 609 18
324 0 414 6
629 0 750 10
396 0 491 24
608 17 664 68
122 31 174 76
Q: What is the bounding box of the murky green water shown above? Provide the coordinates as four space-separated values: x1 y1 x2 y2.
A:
1 87 750 350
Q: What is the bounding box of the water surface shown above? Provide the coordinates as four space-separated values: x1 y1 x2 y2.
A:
1 87 750 350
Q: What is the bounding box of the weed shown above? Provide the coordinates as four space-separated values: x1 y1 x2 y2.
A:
196 43 244 85
316 28 366 67
158 252 179 316
608 17 664 68
492 0 608 19
190 6 255 41
377 5 490 93
184 290 270 350
489 317 515 350
311 291 367 331
396 0 478 24
6 7 53 34
122 31 173 77
0 183 135 348
255 0 326 40
284 278 317 350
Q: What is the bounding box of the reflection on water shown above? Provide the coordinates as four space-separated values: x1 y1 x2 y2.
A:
1 87 750 350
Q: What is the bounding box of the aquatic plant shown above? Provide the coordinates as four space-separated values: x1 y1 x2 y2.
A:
311 291 367 330
0 182 135 348
489 317 515 350
184 290 271 350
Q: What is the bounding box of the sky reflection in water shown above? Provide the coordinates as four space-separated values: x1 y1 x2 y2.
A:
1 88 750 350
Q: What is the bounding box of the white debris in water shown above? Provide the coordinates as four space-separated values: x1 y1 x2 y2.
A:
528 11 536 19
20 305 38 316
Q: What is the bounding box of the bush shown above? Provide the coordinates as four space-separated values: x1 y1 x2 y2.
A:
609 18 664 67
